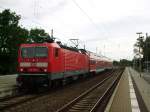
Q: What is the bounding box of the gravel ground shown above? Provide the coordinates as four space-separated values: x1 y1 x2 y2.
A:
3 70 113 112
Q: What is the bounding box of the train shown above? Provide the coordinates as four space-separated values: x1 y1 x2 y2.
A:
16 37 113 89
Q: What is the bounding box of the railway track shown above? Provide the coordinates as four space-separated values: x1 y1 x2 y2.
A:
0 87 18 100
56 69 123 112
0 93 42 111
0 69 123 112
0 85 53 111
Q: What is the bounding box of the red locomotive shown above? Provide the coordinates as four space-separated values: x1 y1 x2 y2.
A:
17 37 112 89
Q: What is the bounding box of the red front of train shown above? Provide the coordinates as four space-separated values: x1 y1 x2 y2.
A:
17 42 89 87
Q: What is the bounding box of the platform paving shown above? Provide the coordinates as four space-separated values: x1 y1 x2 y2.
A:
0 74 17 98
130 68 150 112
105 68 132 112
104 67 150 112
0 74 17 89
142 72 150 84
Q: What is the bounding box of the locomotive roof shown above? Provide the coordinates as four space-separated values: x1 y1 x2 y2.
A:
20 42 60 48
59 44 87 54
20 42 87 54
59 44 79 52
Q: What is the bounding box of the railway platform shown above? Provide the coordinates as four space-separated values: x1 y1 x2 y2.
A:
0 74 17 98
105 67 150 112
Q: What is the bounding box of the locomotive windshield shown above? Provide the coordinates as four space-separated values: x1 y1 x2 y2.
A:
21 47 48 58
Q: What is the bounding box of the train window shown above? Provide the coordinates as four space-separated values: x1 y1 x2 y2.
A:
90 60 96 64
21 47 48 58
35 47 48 57
55 48 59 57
21 47 34 58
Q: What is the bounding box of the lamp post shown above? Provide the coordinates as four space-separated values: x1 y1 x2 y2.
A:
145 33 150 72
136 32 143 77
133 56 136 69
139 55 142 77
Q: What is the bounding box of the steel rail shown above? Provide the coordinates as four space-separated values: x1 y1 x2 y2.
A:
56 70 118 112
90 70 123 112
0 94 40 111
0 69 120 112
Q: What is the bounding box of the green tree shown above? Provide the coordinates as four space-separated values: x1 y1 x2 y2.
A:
28 28 49 43
0 9 29 74
142 36 150 70
133 33 150 71
134 36 144 55
113 59 132 67
113 61 119 66
133 35 144 71
143 36 150 60
0 9 29 54
119 59 132 66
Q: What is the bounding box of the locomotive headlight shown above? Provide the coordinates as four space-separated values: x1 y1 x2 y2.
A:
20 62 31 67
36 62 48 67
20 68 24 71
44 69 47 72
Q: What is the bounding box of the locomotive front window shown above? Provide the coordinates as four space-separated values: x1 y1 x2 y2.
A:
35 47 48 57
21 47 48 58
21 47 34 58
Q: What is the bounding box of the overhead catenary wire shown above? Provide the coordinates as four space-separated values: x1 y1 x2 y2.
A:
0 1 110 53
0 5 67 38
1 1 109 39
70 0 115 58
71 0 99 30
71 0 111 39
0 5 42 28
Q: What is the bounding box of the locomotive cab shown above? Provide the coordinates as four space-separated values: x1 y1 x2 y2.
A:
19 46 49 73
17 42 63 89
17 43 51 88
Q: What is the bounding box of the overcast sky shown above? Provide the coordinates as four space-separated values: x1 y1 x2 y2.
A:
1 0 150 60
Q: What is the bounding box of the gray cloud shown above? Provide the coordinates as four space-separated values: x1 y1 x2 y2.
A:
1 0 150 60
